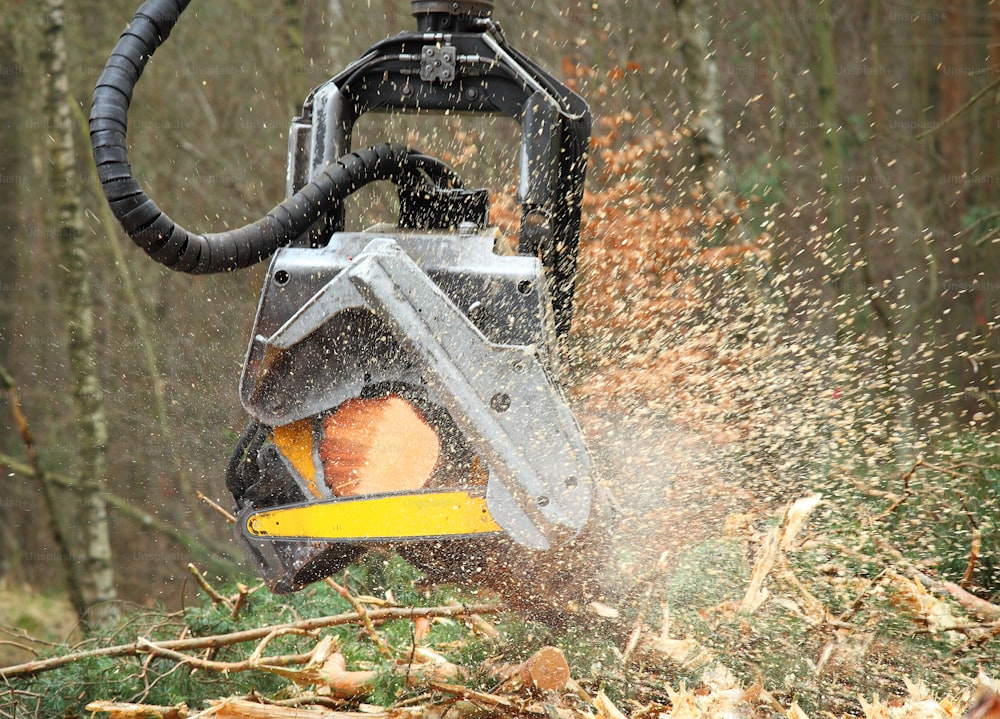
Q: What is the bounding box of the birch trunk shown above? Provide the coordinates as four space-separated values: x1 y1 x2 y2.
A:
672 0 732 204
41 0 119 629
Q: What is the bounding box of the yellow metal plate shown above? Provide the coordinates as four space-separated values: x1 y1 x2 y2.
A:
271 419 322 498
245 490 503 541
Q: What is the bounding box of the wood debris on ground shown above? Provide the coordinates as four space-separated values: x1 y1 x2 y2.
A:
84 678 1000 719
20 494 1000 719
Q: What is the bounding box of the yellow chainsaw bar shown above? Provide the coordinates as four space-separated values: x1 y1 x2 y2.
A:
244 490 503 542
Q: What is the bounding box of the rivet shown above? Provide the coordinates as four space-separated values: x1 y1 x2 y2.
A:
490 392 511 412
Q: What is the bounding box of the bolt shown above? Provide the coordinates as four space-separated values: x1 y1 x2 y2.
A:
490 392 511 412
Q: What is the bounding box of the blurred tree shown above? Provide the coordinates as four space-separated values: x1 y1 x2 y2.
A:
939 0 968 214
672 0 734 209
813 0 849 289
41 0 118 629
0 13 25 582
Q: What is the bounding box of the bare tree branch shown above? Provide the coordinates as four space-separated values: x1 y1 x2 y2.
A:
0 603 499 678
916 75 1000 140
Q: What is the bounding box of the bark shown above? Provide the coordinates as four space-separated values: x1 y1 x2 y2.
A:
813 0 849 286
763 1 788 148
0 25 19 374
282 0 305 84
41 0 119 630
988 7 1000 179
73 103 207 536
0 20 24 582
939 0 967 211
672 0 733 205
866 0 883 131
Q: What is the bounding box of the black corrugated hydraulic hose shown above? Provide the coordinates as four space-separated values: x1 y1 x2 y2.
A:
90 0 417 274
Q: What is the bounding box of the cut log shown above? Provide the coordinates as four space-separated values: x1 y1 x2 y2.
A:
964 691 1000 719
509 646 571 692
320 395 440 496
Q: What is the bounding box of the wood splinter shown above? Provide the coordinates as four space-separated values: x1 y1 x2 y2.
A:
85 701 188 719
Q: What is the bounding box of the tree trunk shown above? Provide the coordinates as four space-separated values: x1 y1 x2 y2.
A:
672 0 734 207
939 0 966 212
282 0 305 85
0 17 25 583
987 5 1000 180
0 30 19 375
41 0 119 630
814 0 849 283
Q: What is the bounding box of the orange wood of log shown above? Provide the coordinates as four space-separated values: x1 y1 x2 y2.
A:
964 691 1000 719
413 616 432 644
319 395 440 496
513 646 571 692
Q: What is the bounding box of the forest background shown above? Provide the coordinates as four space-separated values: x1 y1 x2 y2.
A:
0 0 999 633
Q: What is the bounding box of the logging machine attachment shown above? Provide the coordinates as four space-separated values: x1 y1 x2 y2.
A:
92 0 611 608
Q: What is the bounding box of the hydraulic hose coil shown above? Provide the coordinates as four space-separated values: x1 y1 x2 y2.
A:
90 0 417 274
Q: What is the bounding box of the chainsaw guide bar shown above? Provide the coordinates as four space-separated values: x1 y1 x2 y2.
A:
242 490 503 542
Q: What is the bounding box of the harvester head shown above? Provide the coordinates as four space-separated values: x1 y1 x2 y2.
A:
92 0 614 615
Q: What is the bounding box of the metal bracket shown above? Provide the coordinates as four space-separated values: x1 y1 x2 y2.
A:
419 44 457 83
260 238 594 550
